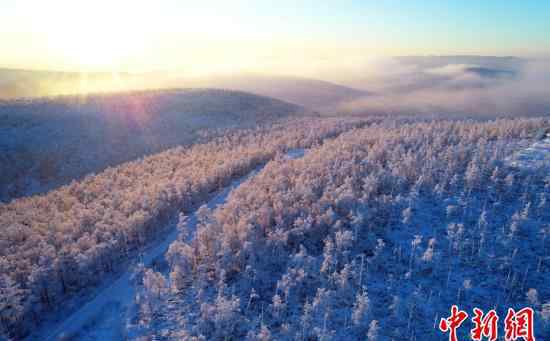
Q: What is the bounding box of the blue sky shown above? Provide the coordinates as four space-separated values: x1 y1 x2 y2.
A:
243 1 549 50
0 0 548 71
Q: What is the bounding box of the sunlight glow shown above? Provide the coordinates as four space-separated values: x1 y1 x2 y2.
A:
1 0 548 74
43 0 152 70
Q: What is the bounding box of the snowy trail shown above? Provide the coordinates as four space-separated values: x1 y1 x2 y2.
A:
507 133 550 169
33 149 306 341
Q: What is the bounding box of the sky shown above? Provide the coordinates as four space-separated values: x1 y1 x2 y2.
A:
1 0 549 74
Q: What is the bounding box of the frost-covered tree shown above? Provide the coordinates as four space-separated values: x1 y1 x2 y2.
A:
352 289 370 328
367 320 380 340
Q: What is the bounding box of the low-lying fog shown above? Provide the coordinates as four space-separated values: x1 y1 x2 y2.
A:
1 56 549 118
338 56 550 117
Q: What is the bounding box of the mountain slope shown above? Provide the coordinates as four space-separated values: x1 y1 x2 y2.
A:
0 88 306 201
0 69 372 111
180 75 372 110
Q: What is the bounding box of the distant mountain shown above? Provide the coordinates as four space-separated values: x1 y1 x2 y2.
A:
179 75 372 110
0 68 141 99
0 69 371 111
0 88 306 201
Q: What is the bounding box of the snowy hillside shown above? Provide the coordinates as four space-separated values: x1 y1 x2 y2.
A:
1 116 549 340
178 75 372 111
124 118 550 340
0 117 369 340
0 89 306 202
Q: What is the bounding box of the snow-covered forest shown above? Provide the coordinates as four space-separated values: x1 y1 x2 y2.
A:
1 110 549 340
124 118 550 340
0 117 368 339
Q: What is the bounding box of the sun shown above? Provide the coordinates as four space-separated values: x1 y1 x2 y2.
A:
45 1 150 70
55 26 132 69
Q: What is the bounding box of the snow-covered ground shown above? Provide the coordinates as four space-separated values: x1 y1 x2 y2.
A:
507 133 550 169
31 149 306 341
284 148 306 160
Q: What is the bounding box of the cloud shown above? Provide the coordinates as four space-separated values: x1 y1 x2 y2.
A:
340 58 550 118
